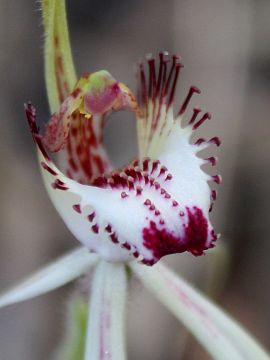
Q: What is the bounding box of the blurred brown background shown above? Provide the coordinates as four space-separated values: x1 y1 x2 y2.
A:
0 0 269 359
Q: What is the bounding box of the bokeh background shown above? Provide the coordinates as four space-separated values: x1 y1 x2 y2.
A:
0 0 269 359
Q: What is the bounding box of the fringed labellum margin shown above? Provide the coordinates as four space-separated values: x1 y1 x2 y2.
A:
25 52 221 266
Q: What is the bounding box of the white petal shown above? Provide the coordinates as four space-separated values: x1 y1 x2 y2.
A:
130 262 269 360
0 247 97 308
84 260 127 360
25 103 217 265
39 141 217 264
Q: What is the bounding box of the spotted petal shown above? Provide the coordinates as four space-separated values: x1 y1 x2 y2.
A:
130 261 269 360
0 247 97 308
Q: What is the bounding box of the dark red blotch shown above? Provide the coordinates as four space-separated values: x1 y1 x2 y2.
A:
142 206 211 264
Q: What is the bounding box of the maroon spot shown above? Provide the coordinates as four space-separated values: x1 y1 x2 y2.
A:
41 161 57 176
105 224 112 233
91 224 99 234
51 179 69 191
72 204 81 214
165 173 173 181
122 242 131 250
88 212 95 222
110 233 119 243
142 259 156 266
121 191 128 199
154 182 160 190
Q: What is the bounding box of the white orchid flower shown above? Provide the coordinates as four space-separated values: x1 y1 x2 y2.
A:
0 1 269 359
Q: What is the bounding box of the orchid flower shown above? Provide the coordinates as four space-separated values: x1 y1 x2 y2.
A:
0 1 269 359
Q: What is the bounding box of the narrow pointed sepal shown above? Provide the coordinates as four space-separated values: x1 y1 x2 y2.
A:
42 0 77 113
130 262 270 360
0 247 97 309
84 260 127 360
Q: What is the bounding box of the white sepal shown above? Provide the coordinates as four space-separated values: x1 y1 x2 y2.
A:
84 260 127 360
0 247 97 308
130 261 270 360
